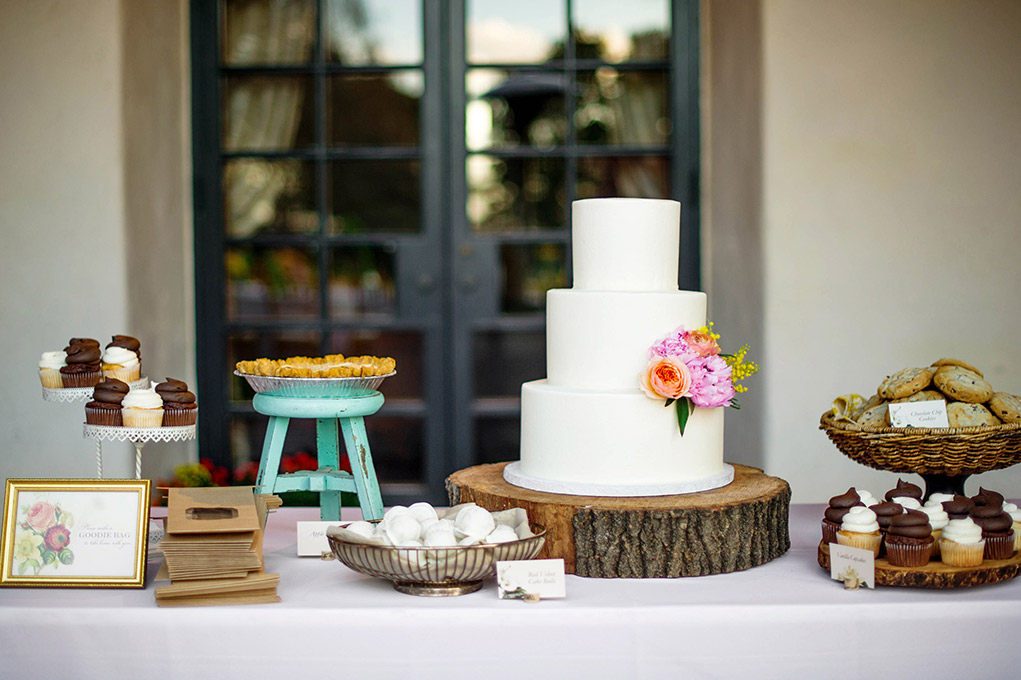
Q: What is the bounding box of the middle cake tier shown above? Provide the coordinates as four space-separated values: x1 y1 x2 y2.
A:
546 288 708 391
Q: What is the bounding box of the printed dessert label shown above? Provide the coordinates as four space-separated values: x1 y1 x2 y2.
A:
829 543 875 589
497 558 566 600
296 521 338 556
888 400 950 428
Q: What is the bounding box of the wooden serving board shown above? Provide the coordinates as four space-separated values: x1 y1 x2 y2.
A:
446 462 791 578
817 541 1021 588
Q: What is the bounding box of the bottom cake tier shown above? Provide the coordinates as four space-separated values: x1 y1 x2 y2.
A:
509 379 732 496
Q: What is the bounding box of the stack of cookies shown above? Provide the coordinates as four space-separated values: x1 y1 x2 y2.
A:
844 358 1020 429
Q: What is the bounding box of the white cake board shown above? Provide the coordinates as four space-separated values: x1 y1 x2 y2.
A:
502 462 735 497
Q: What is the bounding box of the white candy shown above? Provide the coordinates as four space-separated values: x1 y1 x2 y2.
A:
422 524 458 547
455 504 495 539
484 525 519 544
384 514 422 545
408 502 438 524
343 520 376 539
382 505 411 524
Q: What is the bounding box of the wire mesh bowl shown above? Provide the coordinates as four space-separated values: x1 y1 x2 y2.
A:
819 410 1021 475
327 523 547 596
234 371 395 398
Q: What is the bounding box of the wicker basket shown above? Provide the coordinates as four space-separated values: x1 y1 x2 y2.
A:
819 410 1021 475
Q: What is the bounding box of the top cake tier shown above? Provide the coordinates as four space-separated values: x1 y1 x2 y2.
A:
572 198 681 292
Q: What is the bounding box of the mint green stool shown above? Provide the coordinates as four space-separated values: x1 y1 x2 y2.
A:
253 392 385 521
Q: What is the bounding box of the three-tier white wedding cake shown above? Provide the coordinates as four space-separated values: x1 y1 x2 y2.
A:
503 198 733 497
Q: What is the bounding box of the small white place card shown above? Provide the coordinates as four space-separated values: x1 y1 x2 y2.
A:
497 558 566 601
829 543 874 589
296 521 340 557
888 399 949 428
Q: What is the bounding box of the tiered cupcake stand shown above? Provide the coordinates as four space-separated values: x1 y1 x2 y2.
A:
42 379 195 479
817 411 1021 587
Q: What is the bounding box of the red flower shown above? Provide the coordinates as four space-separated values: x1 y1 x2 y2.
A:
44 525 71 551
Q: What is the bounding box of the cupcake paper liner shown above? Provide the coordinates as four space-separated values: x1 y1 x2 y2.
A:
39 368 63 389
836 530 882 556
85 406 122 427
930 528 943 558
821 519 839 545
940 538 985 567
61 369 102 389
983 533 1015 560
1013 523 1021 553
122 408 164 428
885 538 934 567
103 364 141 383
162 408 197 427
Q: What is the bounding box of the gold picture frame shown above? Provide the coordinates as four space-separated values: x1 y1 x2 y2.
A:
1 479 151 588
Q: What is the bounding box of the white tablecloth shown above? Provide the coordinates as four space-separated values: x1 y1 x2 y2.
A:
2 504 1019 679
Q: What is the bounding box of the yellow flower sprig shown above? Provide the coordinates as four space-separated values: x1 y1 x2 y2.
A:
725 344 759 394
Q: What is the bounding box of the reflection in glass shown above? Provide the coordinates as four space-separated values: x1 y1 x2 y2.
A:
226 246 319 321
467 155 565 232
229 330 320 401
328 330 421 400
474 331 546 397
572 0 669 62
329 160 420 233
328 72 422 147
222 75 315 151
577 155 669 199
466 0 564 64
575 69 669 145
221 0 316 66
329 246 397 319
475 418 521 465
500 244 567 313
223 160 316 237
326 0 422 65
465 69 565 151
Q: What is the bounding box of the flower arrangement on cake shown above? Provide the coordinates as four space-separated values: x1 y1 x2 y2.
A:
640 323 759 434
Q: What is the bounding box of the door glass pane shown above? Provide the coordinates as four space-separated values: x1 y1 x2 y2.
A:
221 0 316 66
572 0 669 62
329 246 397 319
576 69 669 145
466 155 565 232
474 331 546 397
475 418 520 465
328 71 423 147
500 244 567 313
326 0 422 65
367 417 423 485
228 330 320 401
226 246 319 321
223 159 317 237
466 69 565 151
329 160 421 233
222 75 315 151
328 330 422 400
576 155 669 199
466 0 565 65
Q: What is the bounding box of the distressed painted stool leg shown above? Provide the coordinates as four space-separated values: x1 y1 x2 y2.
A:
316 417 342 521
256 415 289 495
341 416 384 520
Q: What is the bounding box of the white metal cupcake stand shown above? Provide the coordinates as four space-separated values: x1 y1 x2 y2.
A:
42 378 196 479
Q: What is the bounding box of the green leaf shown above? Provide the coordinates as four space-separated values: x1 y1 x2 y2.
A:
42 550 56 564
664 398 675 408
59 549 74 566
730 399 741 410
676 398 692 435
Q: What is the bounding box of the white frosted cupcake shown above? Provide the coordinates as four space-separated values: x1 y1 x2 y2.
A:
102 346 141 383
918 503 949 557
121 386 164 428
856 489 878 508
890 496 922 511
925 492 955 507
940 518 985 567
836 506 882 556
38 351 66 388
1003 502 1021 553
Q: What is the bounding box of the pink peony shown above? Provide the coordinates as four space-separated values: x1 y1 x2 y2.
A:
649 327 697 363
687 355 736 408
640 356 693 400
683 330 721 357
25 502 57 532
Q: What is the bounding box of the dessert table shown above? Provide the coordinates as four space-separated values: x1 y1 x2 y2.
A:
1 504 1018 679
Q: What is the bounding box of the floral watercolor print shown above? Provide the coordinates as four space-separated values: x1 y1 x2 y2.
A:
10 491 142 579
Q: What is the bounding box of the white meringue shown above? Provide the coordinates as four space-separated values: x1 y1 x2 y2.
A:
455 504 495 539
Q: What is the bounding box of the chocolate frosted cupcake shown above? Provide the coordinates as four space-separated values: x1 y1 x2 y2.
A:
85 378 130 426
155 377 197 426
871 501 903 554
942 495 975 520
970 504 1015 560
106 335 141 358
60 341 102 388
971 487 1005 507
884 479 923 503
822 488 861 544
918 503 949 558
885 510 934 567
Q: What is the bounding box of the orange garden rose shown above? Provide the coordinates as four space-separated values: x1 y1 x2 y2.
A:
640 356 692 400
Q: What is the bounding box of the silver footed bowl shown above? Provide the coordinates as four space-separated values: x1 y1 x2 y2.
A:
234 370 395 398
327 522 546 597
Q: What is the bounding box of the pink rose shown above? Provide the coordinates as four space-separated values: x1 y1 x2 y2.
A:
25 502 57 532
640 356 693 400
683 330 720 357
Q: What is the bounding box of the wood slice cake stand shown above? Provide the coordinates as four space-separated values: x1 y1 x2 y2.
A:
446 462 790 578
817 542 1021 588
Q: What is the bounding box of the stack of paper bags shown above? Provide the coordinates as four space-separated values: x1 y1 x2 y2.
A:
155 487 282 607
